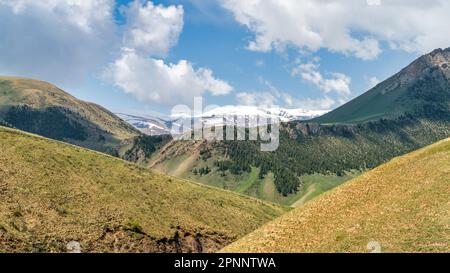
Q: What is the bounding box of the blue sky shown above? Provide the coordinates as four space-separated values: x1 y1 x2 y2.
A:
1 0 448 116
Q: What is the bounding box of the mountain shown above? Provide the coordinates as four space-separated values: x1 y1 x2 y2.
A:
314 47 450 124
0 126 288 253
116 113 174 136
146 48 450 206
118 106 329 136
222 138 450 253
0 76 139 155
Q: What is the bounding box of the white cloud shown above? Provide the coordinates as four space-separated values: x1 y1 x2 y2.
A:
0 0 116 85
0 0 114 32
366 0 382 6
221 0 450 59
104 50 232 106
292 63 351 97
103 1 231 107
368 76 381 88
0 0 230 107
255 59 265 67
122 1 184 57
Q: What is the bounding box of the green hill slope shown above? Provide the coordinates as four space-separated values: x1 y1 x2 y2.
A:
222 139 450 253
0 76 139 154
0 126 288 253
314 47 450 124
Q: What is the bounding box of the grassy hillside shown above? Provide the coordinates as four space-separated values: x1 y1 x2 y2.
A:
0 76 139 154
222 139 450 253
0 126 288 253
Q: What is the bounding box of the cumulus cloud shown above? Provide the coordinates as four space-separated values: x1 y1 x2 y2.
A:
221 0 450 59
104 1 232 106
292 63 351 97
122 1 184 57
104 49 232 106
0 0 186 86
0 0 117 85
0 0 231 107
102 1 227 106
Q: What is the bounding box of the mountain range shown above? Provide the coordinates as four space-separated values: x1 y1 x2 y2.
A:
0 48 449 253
117 107 329 136
1 48 449 207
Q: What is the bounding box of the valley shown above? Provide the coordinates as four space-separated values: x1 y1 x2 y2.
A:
144 48 450 206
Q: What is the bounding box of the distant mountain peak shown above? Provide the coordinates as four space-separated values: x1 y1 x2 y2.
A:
423 47 450 67
118 106 329 136
398 47 450 86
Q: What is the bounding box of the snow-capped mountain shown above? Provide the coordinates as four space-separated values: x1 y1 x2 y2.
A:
116 113 173 136
117 106 329 136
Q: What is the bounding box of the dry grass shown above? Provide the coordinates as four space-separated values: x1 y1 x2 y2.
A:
222 139 450 253
0 126 288 252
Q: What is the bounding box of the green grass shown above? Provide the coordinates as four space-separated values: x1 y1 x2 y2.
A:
247 172 359 207
235 167 259 194
156 154 190 174
222 138 450 253
182 161 359 207
0 126 289 253
185 168 254 192
292 172 360 207
314 83 410 124
173 149 261 192
157 145 362 207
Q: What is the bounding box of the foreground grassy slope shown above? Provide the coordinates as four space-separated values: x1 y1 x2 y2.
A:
0 76 139 154
222 139 450 253
0 126 288 253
